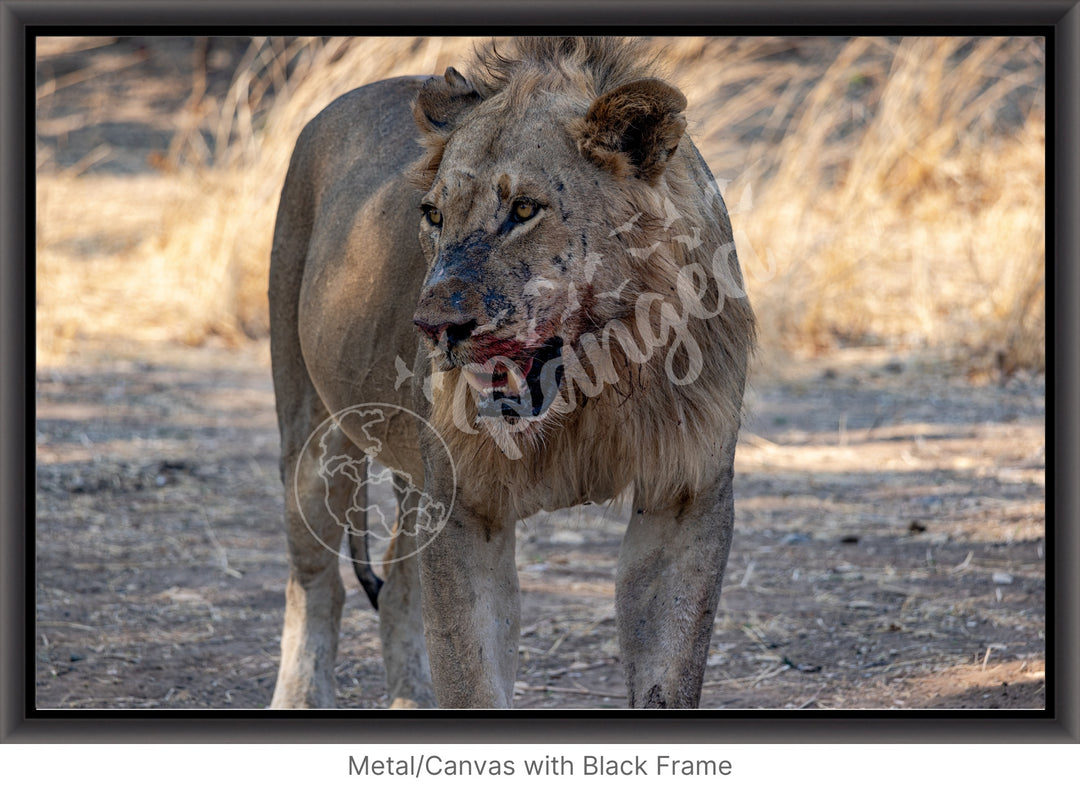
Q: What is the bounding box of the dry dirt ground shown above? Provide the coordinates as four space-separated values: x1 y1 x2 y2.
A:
35 340 1046 710
34 36 1045 711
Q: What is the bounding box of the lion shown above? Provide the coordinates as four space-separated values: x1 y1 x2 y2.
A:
268 37 755 709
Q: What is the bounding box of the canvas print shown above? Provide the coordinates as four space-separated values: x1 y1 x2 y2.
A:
35 36 1045 709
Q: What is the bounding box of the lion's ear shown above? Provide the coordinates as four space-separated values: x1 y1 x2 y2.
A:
575 78 687 183
413 67 483 135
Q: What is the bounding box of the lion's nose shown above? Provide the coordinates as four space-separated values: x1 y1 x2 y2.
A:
413 317 478 349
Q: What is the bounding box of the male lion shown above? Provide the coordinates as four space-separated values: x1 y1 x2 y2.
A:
268 37 755 708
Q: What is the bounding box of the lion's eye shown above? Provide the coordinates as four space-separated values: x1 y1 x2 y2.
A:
423 206 442 227
511 199 538 223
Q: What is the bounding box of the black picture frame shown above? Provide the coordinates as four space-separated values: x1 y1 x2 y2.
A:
4 0 1075 743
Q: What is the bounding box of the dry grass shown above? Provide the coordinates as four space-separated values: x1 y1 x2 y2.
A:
687 37 1045 374
36 36 1044 372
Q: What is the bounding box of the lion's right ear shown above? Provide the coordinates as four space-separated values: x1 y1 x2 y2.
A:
413 67 483 136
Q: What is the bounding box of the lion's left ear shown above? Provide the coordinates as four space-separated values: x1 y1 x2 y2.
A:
575 78 687 183
413 67 483 136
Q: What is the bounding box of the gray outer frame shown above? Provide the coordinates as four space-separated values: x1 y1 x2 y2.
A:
3 0 1076 742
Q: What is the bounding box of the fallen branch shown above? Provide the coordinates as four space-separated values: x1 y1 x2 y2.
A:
514 684 626 700
544 659 616 679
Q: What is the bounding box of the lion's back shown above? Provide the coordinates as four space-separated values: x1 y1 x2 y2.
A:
297 77 428 193
270 77 434 480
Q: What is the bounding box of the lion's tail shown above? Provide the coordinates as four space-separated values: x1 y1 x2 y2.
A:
347 457 384 610
349 531 384 610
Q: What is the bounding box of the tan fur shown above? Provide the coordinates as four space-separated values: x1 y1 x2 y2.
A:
269 37 754 709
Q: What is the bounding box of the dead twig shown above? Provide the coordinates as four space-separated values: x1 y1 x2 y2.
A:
981 644 1007 670
545 659 616 679
545 630 569 657
37 620 98 632
201 508 243 579
751 663 791 687
795 689 825 709
950 550 974 572
703 662 791 689
514 683 626 700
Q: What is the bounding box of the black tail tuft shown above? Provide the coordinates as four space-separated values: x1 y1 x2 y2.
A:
349 528 383 610
344 456 382 611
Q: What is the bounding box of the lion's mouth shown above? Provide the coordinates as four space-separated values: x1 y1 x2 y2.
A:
462 336 564 421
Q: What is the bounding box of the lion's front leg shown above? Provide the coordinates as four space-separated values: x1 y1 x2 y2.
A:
616 466 736 708
417 499 519 708
378 475 437 708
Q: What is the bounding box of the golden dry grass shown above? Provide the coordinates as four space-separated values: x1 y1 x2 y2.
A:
36 36 1045 372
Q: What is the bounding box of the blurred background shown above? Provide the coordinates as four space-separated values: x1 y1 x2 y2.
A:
36 35 1045 377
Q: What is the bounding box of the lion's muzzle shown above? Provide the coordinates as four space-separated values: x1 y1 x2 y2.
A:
470 336 565 421
414 300 566 421
414 316 478 351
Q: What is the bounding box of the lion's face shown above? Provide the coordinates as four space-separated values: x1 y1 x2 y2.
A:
412 68 689 430
415 108 599 423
